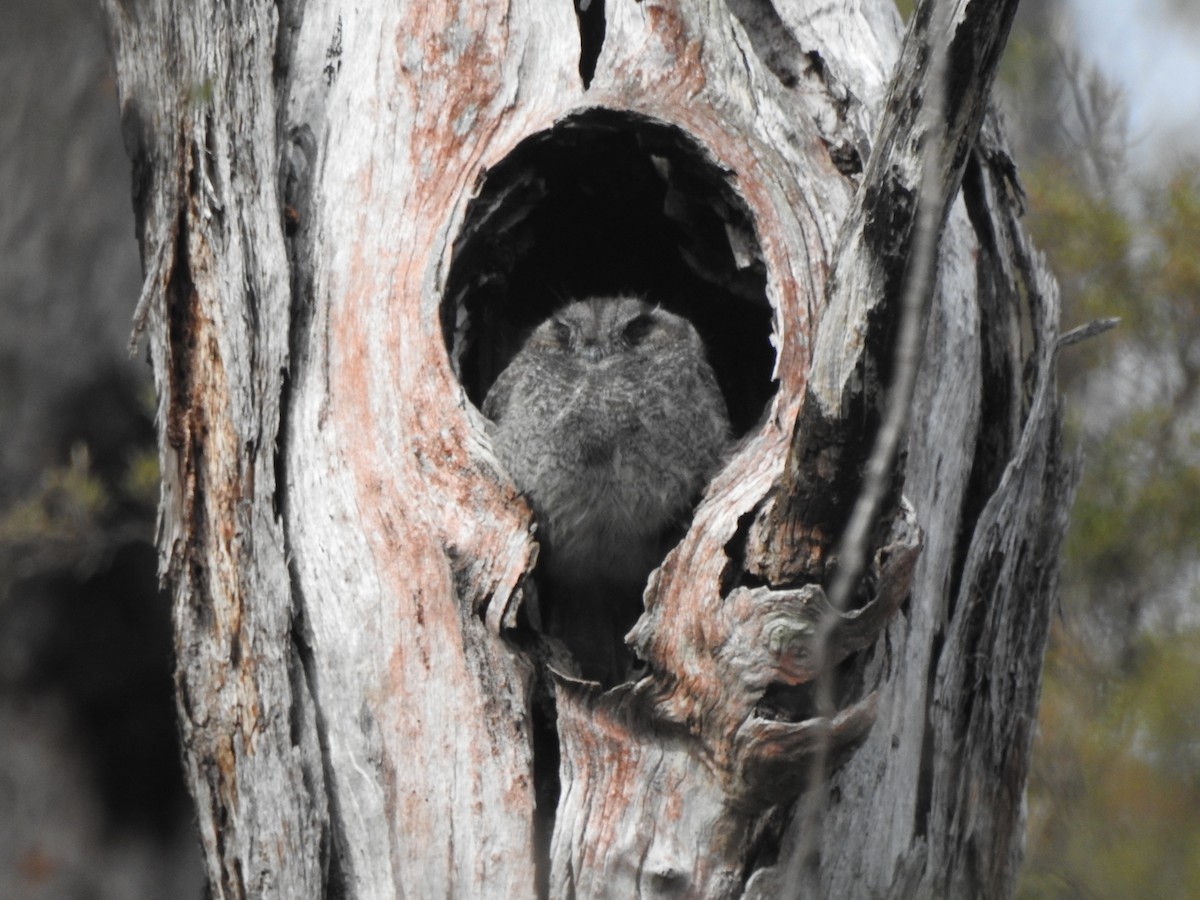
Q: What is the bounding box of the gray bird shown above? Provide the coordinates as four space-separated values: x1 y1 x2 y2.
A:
483 296 730 683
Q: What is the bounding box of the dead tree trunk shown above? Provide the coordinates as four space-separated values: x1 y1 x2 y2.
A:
104 0 1072 896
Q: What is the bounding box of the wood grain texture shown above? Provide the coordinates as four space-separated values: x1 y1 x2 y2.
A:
103 0 1069 896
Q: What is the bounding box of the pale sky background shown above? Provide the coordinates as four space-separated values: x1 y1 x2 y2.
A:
1067 0 1200 170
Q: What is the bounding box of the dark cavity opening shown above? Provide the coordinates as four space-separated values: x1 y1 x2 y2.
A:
573 0 606 88
442 108 776 437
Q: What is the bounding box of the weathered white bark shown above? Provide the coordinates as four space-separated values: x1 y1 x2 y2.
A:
103 0 1070 897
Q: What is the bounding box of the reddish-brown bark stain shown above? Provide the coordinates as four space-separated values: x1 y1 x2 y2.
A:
396 3 509 252
333 163 539 860
323 1 852 883
214 732 239 808
648 2 707 90
167 196 250 644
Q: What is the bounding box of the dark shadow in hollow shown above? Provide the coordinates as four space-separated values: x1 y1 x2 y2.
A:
443 108 776 438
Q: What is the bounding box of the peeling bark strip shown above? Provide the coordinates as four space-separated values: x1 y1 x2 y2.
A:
104 0 1069 898
750 0 1024 588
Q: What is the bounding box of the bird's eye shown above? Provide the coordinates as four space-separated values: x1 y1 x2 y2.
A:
550 319 572 348
622 313 656 346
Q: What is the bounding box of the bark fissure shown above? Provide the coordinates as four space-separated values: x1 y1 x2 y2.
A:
913 626 943 840
722 0 808 89
949 148 1023 616
286 630 342 895
573 0 606 89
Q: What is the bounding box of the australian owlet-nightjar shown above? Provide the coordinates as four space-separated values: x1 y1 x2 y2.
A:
483 296 730 683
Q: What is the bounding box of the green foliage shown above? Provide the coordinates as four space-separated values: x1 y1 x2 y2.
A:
1023 626 1200 899
1015 79 1200 900
121 445 162 511
0 438 158 592
1040 167 1200 606
1026 169 1135 327
0 444 110 545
